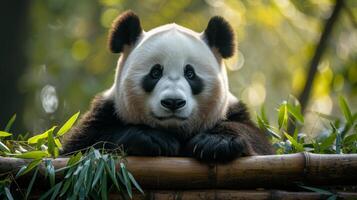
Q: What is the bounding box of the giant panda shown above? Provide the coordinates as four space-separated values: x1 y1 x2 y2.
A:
62 11 274 162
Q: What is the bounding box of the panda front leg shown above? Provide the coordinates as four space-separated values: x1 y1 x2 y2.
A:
185 121 260 162
116 125 180 156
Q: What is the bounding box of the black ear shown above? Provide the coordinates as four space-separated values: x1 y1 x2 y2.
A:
108 11 142 53
204 16 235 58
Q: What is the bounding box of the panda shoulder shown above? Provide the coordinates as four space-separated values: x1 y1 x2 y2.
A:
225 95 251 123
82 92 119 124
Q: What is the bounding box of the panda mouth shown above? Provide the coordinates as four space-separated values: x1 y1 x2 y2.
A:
151 113 188 121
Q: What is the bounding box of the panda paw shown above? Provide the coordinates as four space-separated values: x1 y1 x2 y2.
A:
186 133 250 163
117 126 180 156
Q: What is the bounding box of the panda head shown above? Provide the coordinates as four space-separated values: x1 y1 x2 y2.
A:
107 11 237 135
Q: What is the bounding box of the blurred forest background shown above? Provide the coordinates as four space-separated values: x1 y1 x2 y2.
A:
0 0 356 137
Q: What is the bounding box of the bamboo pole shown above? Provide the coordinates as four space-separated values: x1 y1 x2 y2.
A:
27 190 357 200
127 190 357 200
1 153 357 189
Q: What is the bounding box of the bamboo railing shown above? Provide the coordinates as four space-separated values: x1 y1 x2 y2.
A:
1 153 357 199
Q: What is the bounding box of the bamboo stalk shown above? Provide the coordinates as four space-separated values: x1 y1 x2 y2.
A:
127 190 357 200
1 153 357 189
27 190 357 200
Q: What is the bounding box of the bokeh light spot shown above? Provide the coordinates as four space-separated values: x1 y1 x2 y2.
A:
101 8 119 28
71 39 90 61
41 85 59 113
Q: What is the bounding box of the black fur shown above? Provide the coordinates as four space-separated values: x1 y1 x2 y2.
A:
61 95 180 156
62 96 274 162
183 102 274 162
184 65 204 95
108 10 142 53
204 16 235 58
142 64 162 93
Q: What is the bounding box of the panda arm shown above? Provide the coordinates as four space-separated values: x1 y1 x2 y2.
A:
61 95 180 156
185 102 274 162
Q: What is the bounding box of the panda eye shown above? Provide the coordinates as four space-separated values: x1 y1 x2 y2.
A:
184 64 196 80
149 64 163 79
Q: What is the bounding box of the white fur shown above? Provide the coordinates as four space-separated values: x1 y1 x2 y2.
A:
106 24 237 135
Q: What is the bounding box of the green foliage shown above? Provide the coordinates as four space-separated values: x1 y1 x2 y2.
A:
0 112 142 199
258 95 357 154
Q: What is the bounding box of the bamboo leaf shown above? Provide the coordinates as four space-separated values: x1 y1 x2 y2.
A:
121 162 132 198
128 171 144 194
284 132 304 152
16 159 42 178
286 104 304 123
278 102 288 129
92 159 105 189
319 132 336 152
59 178 72 197
4 114 16 133
45 160 55 187
4 186 14 200
100 172 108 200
67 151 82 167
57 112 80 137
0 141 10 152
49 182 63 200
300 185 333 195
0 131 12 138
104 159 120 191
339 96 353 125
39 182 63 200
344 134 357 145
54 138 62 148
14 151 49 159
47 130 55 157
25 166 39 200
28 126 57 144
327 195 337 200
336 131 342 154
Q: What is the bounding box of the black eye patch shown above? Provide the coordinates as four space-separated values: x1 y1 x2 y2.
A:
184 65 204 95
142 64 163 93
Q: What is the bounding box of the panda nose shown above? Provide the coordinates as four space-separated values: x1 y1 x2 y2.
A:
161 98 186 111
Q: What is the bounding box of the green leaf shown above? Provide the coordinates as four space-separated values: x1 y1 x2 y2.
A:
67 151 82 167
25 165 39 200
0 131 12 138
284 132 304 152
121 162 132 198
45 160 55 187
14 151 49 159
0 141 10 152
4 114 16 133
54 138 62 148
319 132 336 152
16 159 42 178
278 102 288 129
47 130 55 157
92 159 105 189
286 104 304 123
336 131 342 154
128 171 144 194
327 195 337 200
299 185 333 195
28 126 57 144
57 112 80 137
49 182 63 200
4 186 14 200
39 182 63 200
59 178 72 197
104 158 120 191
339 96 353 125
344 134 357 145
100 172 108 200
